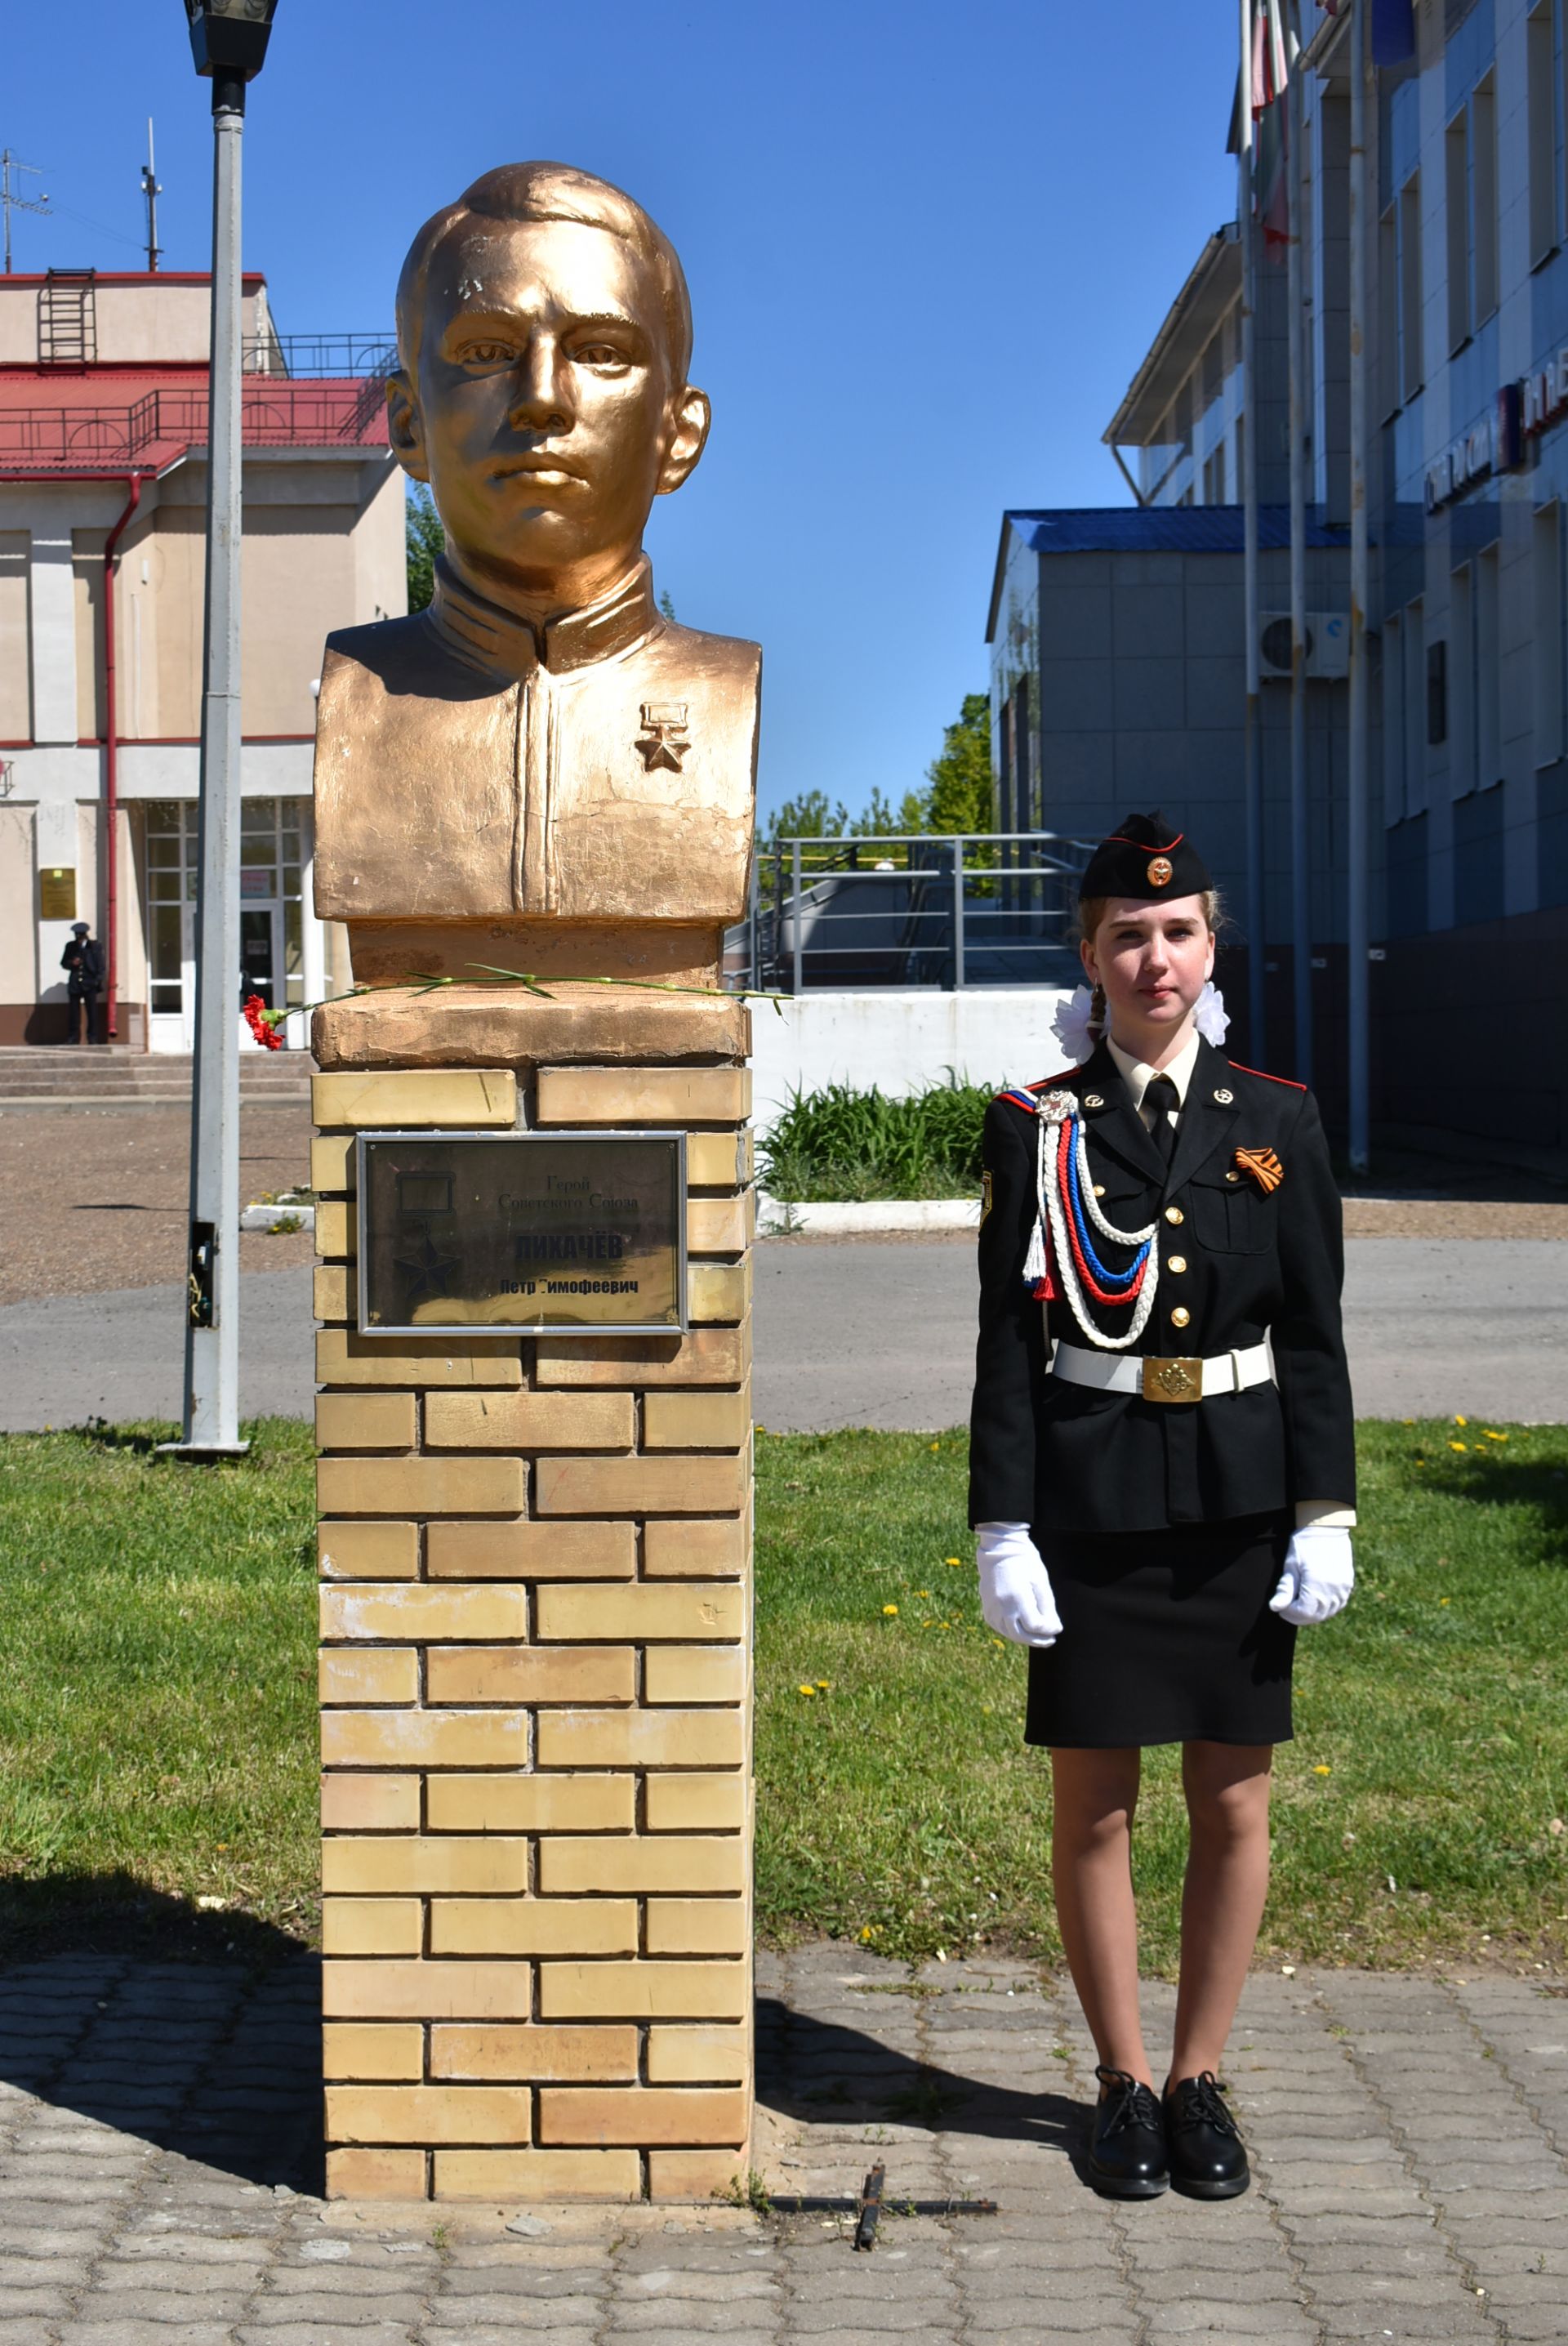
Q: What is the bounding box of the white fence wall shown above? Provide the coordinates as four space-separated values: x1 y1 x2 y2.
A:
750 986 1076 1140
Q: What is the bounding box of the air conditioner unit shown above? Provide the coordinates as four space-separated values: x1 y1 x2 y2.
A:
1258 612 1350 680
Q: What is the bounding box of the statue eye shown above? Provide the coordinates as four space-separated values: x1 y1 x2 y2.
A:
461 340 514 365
575 341 630 369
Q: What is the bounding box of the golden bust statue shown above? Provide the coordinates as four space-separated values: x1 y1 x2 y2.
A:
313 163 760 987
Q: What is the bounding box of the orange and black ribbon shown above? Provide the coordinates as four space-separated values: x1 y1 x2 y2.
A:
1234 1145 1284 1194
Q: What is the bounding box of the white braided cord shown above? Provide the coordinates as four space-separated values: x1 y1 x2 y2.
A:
1033 1108 1161 1353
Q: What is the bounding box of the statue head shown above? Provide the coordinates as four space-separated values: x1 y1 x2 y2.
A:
389 163 710 613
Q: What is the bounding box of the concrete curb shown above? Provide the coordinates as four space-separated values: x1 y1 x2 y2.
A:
757 1193 978 1235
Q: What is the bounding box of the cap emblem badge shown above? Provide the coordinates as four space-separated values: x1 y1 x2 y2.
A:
1147 854 1174 888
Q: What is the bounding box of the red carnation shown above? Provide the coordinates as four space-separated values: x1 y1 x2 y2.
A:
243 992 284 1050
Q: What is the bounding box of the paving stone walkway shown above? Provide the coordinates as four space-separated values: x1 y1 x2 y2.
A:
1 1942 1565 2344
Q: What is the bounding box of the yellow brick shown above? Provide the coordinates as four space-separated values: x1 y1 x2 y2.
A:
326 2147 427 2200
646 2025 747 2083
686 1131 746 1187
535 1066 749 1126
686 1193 752 1253
429 1899 639 1958
318 1648 420 1706
648 2147 750 2201
536 1583 745 1643
425 1774 635 1835
315 1199 358 1260
310 1132 356 1193
313 1068 516 1128
536 1709 744 1769
426 1644 634 1706
433 2148 638 2201
643 1519 750 1579
533 1326 750 1390
321 1899 424 1956
316 1328 521 1389
644 1774 746 1832
644 1646 746 1705
537 2086 746 2146
538 1838 745 1897
314 1264 352 1322
322 1584 526 1642
425 1519 635 1580
323 2023 424 2081
323 1961 532 2020
540 1962 748 2022
317 1456 525 1517
645 1899 748 1956
321 1773 421 1832
321 1709 528 1769
688 1260 750 1324
430 2025 638 2083
535 1455 747 1519
424 1390 633 1452
315 1393 416 1452
326 2084 531 2146
322 1838 528 1897
643 1389 751 1451
318 1520 419 1581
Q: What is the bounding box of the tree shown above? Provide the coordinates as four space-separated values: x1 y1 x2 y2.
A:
406 483 444 613
924 691 995 833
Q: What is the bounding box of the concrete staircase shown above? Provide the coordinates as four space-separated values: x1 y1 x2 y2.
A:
0 1046 314 1107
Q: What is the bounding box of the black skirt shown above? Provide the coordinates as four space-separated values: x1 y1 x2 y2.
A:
1025 1511 1295 1750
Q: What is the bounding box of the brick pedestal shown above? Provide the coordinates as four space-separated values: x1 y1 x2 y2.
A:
310 988 754 2204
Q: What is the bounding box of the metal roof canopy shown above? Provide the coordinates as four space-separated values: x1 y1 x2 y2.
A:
983 505 1349 643
1102 225 1241 450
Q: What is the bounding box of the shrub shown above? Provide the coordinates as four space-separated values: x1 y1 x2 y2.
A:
760 1077 992 1202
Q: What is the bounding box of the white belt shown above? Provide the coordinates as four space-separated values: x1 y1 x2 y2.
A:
1050 1340 1273 1406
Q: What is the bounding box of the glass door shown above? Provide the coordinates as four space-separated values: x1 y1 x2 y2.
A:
145 801 197 1053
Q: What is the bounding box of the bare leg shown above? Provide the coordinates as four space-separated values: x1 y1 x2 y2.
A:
1050 1746 1150 2087
1168 1741 1274 2085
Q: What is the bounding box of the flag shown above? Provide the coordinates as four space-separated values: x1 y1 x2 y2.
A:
1372 0 1415 64
1252 0 1290 114
1256 92 1291 252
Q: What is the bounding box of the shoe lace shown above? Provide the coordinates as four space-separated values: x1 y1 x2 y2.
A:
1094 2064 1162 2139
1165 2070 1238 2138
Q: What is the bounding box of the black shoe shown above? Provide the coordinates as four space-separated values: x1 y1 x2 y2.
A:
1164 2071 1250 2199
1085 2064 1169 2198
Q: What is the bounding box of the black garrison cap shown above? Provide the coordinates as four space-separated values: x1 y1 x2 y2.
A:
1078 811 1213 903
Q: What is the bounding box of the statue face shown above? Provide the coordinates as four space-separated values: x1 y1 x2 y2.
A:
391 217 710 607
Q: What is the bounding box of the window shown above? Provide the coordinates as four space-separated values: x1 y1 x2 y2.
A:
1399 173 1423 402
1528 3 1561 266
1534 504 1564 768
1450 563 1475 797
1473 76 1499 322
1403 598 1426 815
145 801 196 1019
1446 111 1469 350
1379 205 1399 417
1477 545 1501 787
1382 612 1404 820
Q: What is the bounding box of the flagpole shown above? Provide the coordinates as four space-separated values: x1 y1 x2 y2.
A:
1347 0 1370 1170
1285 0 1312 1086
1240 0 1266 1065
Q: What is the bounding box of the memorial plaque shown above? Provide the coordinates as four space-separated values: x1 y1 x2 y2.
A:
356 1129 687 1336
39 867 76 921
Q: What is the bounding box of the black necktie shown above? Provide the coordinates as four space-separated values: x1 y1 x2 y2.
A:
1145 1074 1179 1168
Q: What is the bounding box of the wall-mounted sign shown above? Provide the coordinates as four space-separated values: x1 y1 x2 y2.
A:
1423 385 1522 513
38 867 76 921
355 1129 688 1337
240 867 272 899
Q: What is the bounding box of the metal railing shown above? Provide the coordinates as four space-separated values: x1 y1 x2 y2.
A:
726 832 1096 992
240 330 397 380
0 379 390 468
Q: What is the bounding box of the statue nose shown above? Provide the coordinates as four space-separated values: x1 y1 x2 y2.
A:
509 342 572 433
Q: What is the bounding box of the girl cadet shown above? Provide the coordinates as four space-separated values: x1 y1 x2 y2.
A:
969 812 1356 2202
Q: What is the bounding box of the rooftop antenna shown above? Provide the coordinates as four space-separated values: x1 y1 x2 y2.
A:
141 118 162 274
1 149 51 275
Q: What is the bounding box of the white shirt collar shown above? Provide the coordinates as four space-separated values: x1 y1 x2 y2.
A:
1104 1027 1201 1117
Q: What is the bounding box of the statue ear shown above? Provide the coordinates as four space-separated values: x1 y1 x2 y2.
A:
657 385 710 497
386 369 430 484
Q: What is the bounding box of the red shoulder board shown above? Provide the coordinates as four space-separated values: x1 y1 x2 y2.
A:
1227 1059 1307 1091
1027 1068 1079 1092
994 1068 1077 1114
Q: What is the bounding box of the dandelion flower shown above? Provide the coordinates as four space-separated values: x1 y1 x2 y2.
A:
816 1679 831 1690
1312 1764 1332 1776
929 1441 940 1452
796 1684 817 1697
1440 1596 1450 1607
883 1604 898 1617
914 1589 931 1599
1484 1429 1508 1442
1454 1413 1468 1426
991 1637 1005 1648
944 1556 963 1567
1449 1440 1468 1452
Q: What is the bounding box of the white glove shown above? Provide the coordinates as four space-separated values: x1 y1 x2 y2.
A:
1269 1524 1355 1626
976 1523 1063 1648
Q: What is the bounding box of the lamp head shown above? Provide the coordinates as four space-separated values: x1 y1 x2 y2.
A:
184 0 278 80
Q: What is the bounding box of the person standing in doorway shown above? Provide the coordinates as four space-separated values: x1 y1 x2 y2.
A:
60 921 106 1045
969 813 1355 2201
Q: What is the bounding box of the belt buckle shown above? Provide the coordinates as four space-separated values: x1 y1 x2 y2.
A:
1141 1354 1203 1404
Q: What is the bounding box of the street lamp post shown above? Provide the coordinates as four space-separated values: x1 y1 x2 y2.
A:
167 0 278 1462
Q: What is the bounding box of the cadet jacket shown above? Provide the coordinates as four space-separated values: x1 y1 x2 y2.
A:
60 937 105 988
968 1036 1355 1535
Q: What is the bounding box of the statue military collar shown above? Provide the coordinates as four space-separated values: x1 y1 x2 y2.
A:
428 554 660 683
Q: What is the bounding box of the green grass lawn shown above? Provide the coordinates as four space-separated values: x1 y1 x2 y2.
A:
2 1417 1565 1973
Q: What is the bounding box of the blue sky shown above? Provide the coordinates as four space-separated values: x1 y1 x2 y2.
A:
6 2 1238 823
